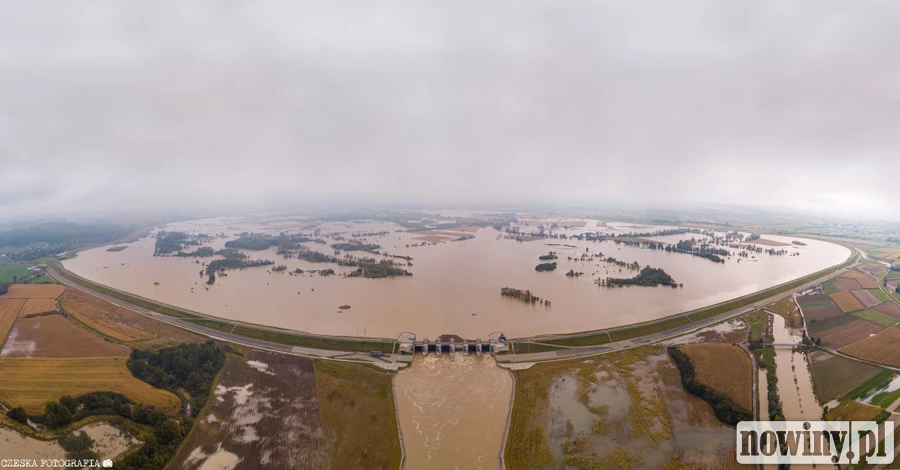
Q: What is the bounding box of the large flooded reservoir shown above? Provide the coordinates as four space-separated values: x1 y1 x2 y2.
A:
63 216 850 338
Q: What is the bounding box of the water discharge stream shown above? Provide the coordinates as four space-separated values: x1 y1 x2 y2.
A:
394 354 512 470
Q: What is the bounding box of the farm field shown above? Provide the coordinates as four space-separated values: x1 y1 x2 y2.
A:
830 277 864 293
59 287 203 346
852 309 899 327
0 314 130 358
842 369 896 403
867 247 900 260
807 351 882 403
830 291 865 313
808 316 883 349
17 298 57 317
171 350 327 469
680 344 753 413
798 293 834 306
858 263 890 278
825 400 883 422
802 303 844 322
505 347 737 470
0 284 64 299
873 301 900 319
840 328 900 368
870 288 892 303
0 298 26 345
0 357 180 415
314 360 402 470
851 289 882 308
841 270 879 289
0 261 30 284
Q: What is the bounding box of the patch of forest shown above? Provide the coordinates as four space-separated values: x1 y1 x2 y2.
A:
535 262 558 272
500 287 550 306
0 221 133 261
154 231 215 255
331 241 381 252
224 232 318 250
346 260 413 278
538 251 558 260
603 266 680 287
667 347 752 426
128 341 227 415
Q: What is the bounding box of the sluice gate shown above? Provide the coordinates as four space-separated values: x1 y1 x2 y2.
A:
400 332 507 355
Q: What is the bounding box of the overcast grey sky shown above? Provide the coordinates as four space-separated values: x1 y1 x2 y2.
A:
1 1 898 220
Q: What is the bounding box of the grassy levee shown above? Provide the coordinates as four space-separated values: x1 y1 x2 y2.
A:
51 262 396 354
508 341 569 354
529 249 858 348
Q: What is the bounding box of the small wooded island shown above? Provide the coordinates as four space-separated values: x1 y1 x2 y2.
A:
500 287 550 306
535 262 558 272
602 266 681 288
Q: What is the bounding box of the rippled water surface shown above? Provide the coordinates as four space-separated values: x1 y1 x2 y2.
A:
394 354 512 470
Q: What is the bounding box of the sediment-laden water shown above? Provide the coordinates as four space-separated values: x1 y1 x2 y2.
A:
63 217 850 339
394 354 512 470
771 314 820 420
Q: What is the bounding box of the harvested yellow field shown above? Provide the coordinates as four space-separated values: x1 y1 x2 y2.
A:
0 298 26 344
59 288 155 342
840 271 879 289
680 344 753 413
17 298 57 317
830 291 865 313
839 328 900 368
0 357 180 415
1 284 65 299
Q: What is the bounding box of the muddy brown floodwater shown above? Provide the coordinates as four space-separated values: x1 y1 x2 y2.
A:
63 217 850 339
771 314 820 421
394 354 512 470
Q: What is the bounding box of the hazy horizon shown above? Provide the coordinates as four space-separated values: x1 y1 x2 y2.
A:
2 1 899 221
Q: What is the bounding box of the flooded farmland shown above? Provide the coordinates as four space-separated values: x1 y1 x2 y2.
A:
0 422 135 469
169 350 327 469
63 216 850 339
169 349 401 470
394 354 512 470
505 347 740 469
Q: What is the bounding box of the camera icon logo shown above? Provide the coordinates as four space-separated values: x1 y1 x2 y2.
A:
102 460 113 468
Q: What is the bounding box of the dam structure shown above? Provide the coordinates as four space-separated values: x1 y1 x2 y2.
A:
397 332 508 355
